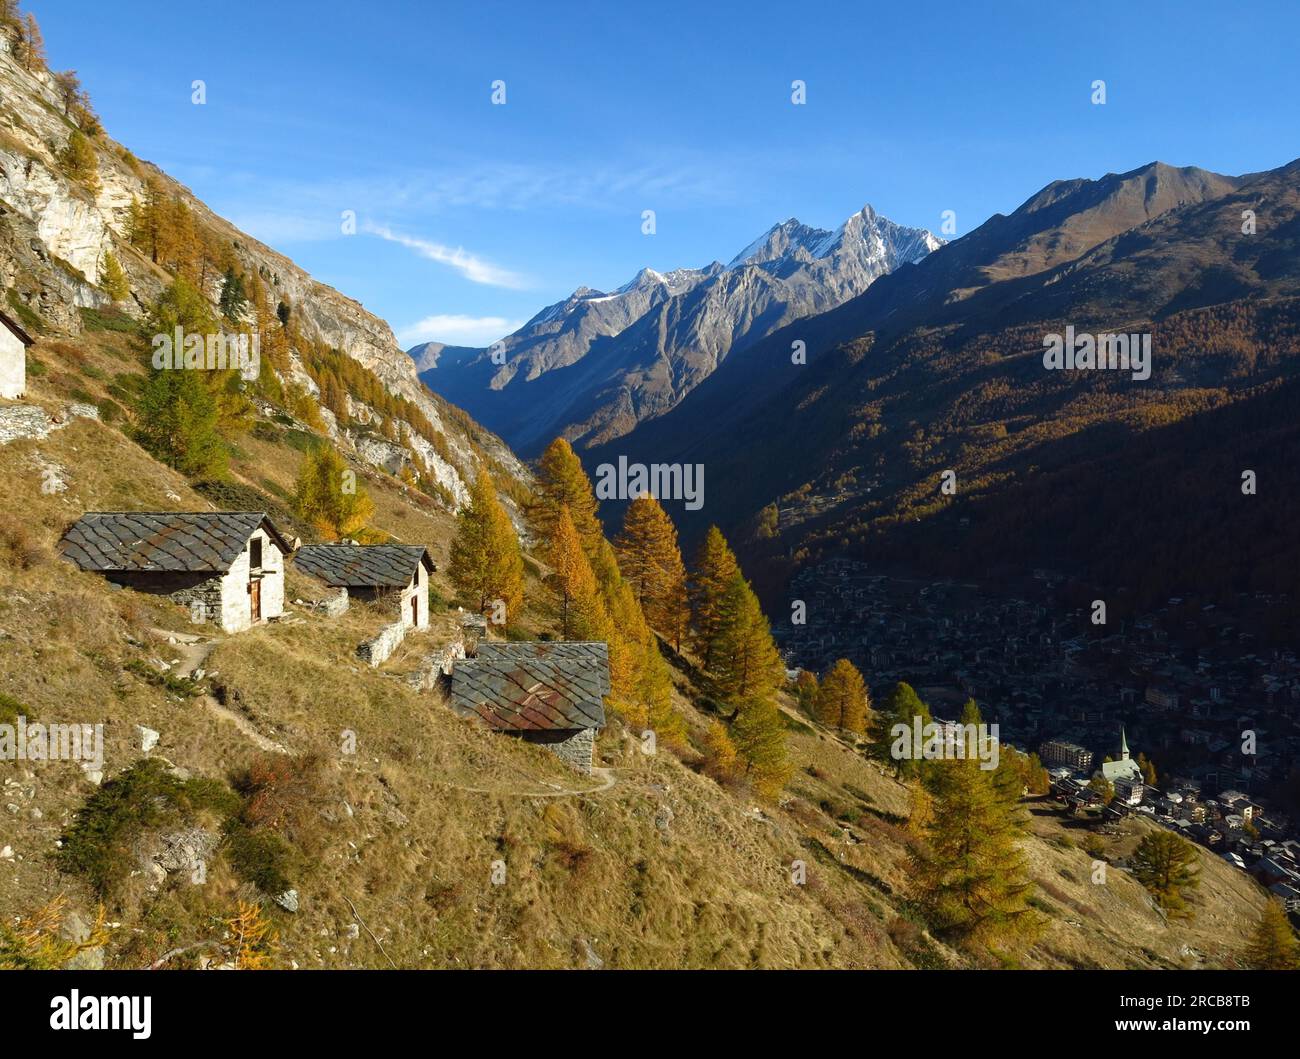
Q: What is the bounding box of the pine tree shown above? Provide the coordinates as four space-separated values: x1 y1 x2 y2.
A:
219 267 248 322
1131 831 1200 915
293 445 374 539
616 495 689 649
447 469 524 620
815 658 869 732
911 700 1038 952
100 251 128 301
543 507 607 641
689 525 739 668
710 571 784 710
1137 752 1158 786
1242 897 1300 970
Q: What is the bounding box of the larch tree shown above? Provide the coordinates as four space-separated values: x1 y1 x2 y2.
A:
292 444 374 540
689 525 739 668
59 129 98 192
531 437 681 741
731 697 791 801
447 469 524 621
878 681 932 779
18 12 45 72
616 495 689 650
910 699 1038 953
1242 897 1300 970
710 571 784 711
532 437 601 548
793 669 819 715
135 278 238 479
1131 831 1201 916
543 507 607 641
100 251 129 301
815 658 870 732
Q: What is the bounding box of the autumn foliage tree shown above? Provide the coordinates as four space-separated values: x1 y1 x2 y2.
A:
815 658 870 733
59 129 99 192
616 494 689 649
134 278 251 479
532 439 683 742
689 525 739 668
877 681 933 779
293 444 374 539
710 572 784 710
910 700 1038 953
1242 897 1300 969
532 437 601 545
543 507 607 641
448 469 524 620
1131 830 1201 915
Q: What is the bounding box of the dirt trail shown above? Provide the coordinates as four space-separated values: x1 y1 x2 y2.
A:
150 628 286 753
443 766 617 799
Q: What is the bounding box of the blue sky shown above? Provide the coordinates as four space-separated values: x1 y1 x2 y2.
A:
29 0 1300 347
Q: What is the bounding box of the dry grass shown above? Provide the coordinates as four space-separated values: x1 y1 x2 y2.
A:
0 405 1276 970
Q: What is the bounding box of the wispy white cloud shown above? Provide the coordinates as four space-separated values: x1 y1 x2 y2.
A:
364 222 530 289
398 313 525 347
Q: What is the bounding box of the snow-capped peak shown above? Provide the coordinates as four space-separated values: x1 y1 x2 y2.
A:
726 204 941 273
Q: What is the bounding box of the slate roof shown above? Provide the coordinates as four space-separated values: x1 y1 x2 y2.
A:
449 641 609 732
59 512 289 574
0 308 33 346
294 544 433 588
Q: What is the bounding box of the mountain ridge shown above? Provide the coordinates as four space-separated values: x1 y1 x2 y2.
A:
413 203 942 454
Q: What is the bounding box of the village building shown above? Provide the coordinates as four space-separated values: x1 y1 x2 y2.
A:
0 309 34 400
448 641 608 773
1039 738 1094 772
1097 724 1143 783
293 542 433 628
59 511 290 633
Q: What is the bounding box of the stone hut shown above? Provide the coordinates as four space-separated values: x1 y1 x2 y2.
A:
59 511 290 633
0 308 34 400
293 542 434 628
448 641 609 773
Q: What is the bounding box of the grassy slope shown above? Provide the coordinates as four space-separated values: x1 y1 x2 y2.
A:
0 366 1273 969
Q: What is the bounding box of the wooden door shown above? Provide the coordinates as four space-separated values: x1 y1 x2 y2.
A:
250 578 262 622
410 592 418 627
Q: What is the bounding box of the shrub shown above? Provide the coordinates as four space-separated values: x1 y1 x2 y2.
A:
0 513 49 569
224 824 298 895
78 306 136 333
0 691 31 726
234 752 328 833
59 759 240 896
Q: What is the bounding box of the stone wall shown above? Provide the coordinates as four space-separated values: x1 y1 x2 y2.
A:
405 640 466 690
110 570 224 627
519 727 596 774
356 620 407 667
316 589 350 617
0 401 98 445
